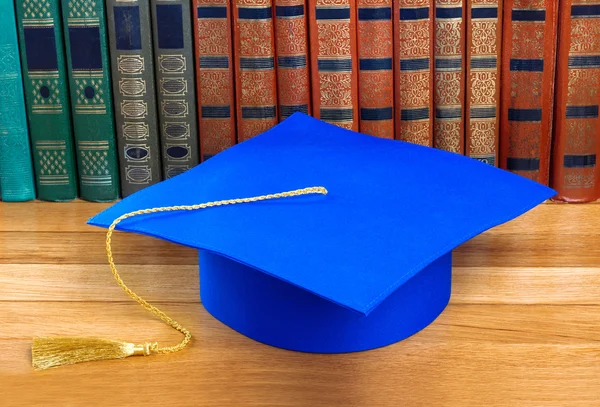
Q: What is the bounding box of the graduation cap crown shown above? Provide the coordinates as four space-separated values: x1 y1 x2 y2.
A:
32 113 556 369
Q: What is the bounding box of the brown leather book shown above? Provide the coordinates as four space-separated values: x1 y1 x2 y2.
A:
273 0 312 120
465 0 502 166
233 0 279 141
193 0 237 160
394 0 434 146
433 0 465 153
550 0 600 202
308 0 359 131
500 0 557 185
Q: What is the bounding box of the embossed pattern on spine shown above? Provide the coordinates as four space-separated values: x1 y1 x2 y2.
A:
0 0 36 201
394 0 434 145
357 0 394 138
434 0 464 152
62 0 121 201
308 0 359 130
193 0 236 160
465 0 502 166
274 0 312 120
551 0 600 202
233 0 279 141
106 0 162 196
500 0 556 185
16 0 79 201
151 0 199 178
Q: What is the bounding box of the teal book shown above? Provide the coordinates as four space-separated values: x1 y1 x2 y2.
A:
62 0 121 201
16 0 78 201
0 0 36 201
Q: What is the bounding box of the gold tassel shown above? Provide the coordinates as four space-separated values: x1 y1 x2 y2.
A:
32 337 156 370
31 186 328 370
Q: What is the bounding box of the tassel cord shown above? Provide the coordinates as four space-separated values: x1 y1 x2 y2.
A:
105 186 329 356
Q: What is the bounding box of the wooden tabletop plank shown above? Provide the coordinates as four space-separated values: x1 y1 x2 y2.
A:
4 302 599 344
2 200 600 235
2 230 599 267
2 303 599 406
2 339 599 407
2 264 600 304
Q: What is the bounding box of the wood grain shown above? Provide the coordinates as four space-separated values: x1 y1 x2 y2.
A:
3 264 600 304
1 201 600 406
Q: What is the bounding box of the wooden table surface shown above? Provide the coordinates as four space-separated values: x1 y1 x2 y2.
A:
1 200 599 406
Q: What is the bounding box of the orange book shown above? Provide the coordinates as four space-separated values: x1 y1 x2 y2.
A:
394 0 434 146
273 0 312 119
500 0 557 185
465 0 502 165
550 0 600 202
308 0 359 130
357 0 394 138
433 0 465 153
193 0 237 160
233 0 279 141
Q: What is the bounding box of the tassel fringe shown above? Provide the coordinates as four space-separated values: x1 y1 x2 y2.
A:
32 337 154 370
31 187 328 370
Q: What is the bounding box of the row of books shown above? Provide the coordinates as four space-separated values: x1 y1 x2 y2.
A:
0 0 599 203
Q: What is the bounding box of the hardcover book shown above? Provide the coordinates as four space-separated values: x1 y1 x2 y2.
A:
357 0 394 138
233 0 279 141
433 0 464 153
500 0 557 185
465 0 502 165
550 0 600 202
193 0 237 160
274 0 312 120
394 0 434 145
0 0 36 201
308 0 359 130
62 0 121 201
151 0 200 177
106 0 163 196
16 0 79 201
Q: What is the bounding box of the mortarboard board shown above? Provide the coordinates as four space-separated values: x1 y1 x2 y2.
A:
32 113 556 369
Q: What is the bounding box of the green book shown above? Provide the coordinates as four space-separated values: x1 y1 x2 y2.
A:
62 0 120 201
16 0 78 201
0 0 36 201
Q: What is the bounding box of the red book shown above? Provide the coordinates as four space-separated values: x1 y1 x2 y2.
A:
273 0 312 119
308 0 359 131
394 0 434 146
465 0 502 166
233 0 279 141
433 0 465 153
193 0 237 160
550 0 600 202
357 0 394 138
500 0 557 185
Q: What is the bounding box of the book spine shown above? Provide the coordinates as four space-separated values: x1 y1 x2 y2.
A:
274 0 312 120
308 0 359 130
193 0 237 160
16 0 79 201
357 0 394 138
0 0 36 201
465 0 502 166
394 0 434 145
233 0 279 141
500 0 557 185
62 0 121 201
106 0 163 197
150 0 200 178
550 0 600 202
433 0 465 153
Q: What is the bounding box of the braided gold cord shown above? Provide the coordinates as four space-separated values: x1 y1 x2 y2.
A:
105 186 328 355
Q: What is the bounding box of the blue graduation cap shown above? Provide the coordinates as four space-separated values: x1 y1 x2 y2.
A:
32 113 555 369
